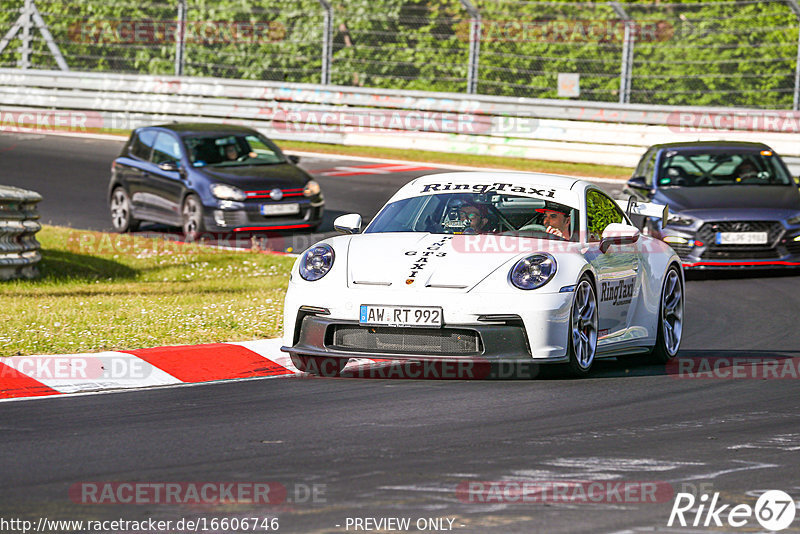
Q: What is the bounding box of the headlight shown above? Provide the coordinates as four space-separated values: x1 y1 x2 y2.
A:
210 183 246 201
303 180 321 197
787 213 800 225
509 254 556 290
299 244 335 281
666 214 695 227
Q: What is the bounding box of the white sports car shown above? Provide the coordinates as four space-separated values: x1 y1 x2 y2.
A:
281 172 684 377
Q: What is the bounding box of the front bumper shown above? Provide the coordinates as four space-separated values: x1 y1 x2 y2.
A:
660 223 800 269
202 198 324 232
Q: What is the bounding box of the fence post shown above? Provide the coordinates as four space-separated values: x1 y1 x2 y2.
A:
460 0 480 94
318 0 333 85
788 0 800 110
174 0 187 76
609 2 634 104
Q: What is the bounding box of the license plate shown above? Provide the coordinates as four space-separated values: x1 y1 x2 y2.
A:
715 232 768 245
260 203 300 216
359 305 443 328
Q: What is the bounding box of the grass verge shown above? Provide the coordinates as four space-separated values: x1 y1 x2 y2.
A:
279 140 632 180
1 226 295 356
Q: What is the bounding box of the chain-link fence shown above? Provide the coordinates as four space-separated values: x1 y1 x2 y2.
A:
1 0 800 109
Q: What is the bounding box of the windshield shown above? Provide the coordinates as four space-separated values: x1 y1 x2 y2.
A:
658 150 792 187
366 193 579 241
183 133 285 167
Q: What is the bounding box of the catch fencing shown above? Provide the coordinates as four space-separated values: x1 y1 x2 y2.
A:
1 68 800 175
1 0 800 109
0 185 42 280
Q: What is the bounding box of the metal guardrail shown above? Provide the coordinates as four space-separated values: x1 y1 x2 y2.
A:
1 68 799 174
0 185 42 280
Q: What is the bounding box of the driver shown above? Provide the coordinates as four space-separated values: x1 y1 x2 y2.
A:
459 202 491 233
224 144 240 161
537 206 572 240
734 160 759 181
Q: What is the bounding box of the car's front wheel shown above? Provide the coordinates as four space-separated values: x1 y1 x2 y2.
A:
109 187 140 233
181 194 205 240
567 276 598 377
650 266 684 363
291 355 348 377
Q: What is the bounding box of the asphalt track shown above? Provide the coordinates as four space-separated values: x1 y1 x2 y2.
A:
2 132 800 533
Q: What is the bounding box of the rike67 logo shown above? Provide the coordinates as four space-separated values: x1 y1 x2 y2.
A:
668 490 796 531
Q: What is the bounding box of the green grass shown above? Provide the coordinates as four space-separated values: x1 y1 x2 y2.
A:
280 140 632 180
0 226 296 356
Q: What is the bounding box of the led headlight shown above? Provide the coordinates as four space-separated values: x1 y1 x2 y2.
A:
299 244 335 281
666 214 695 227
787 213 800 225
210 183 247 201
509 254 556 290
303 180 321 197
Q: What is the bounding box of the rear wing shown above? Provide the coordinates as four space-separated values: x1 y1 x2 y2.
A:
616 197 669 228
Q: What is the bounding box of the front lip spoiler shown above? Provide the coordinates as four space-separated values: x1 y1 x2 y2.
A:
682 260 800 269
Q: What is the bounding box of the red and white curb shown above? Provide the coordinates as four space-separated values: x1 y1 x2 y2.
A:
0 338 301 402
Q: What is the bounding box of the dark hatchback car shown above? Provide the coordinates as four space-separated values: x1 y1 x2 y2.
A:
108 123 324 236
624 141 800 269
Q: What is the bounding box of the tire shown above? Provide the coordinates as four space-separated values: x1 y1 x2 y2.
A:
566 276 599 377
181 194 205 240
291 355 348 377
109 187 140 233
650 266 684 363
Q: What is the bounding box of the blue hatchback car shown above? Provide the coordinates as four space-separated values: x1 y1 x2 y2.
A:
624 141 800 269
108 123 324 237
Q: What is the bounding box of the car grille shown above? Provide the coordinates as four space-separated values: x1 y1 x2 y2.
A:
697 221 783 261
328 325 481 355
667 243 693 259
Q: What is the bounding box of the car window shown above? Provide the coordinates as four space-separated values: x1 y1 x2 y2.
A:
366 192 579 241
586 190 626 242
130 129 157 160
658 151 792 186
639 150 656 186
183 133 286 167
151 132 183 165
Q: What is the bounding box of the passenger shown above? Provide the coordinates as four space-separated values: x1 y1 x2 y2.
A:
537 206 572 240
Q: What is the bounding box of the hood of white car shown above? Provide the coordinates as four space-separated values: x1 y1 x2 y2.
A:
345 232 557 291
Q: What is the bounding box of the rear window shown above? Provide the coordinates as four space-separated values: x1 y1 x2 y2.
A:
129 129 157 160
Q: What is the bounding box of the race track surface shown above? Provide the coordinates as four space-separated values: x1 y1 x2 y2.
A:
2 132 800 533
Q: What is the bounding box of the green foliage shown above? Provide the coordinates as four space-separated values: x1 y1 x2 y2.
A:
0 0 796 107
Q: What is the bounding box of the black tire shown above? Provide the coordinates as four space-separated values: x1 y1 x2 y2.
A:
181 194 205 240
650 265 684 363
109 187 140 233
291 355 348 377
566 276 599 377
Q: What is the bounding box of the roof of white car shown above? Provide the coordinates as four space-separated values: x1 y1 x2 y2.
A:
393 171 587 205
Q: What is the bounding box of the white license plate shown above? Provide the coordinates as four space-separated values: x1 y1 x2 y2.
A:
260 203 300 216
359 305 442 328
715 232 768 245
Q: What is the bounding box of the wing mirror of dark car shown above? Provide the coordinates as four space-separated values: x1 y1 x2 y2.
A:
288 154 300 164
334 213 362 234
158 161 180 172
626 176 649 190
599 223 640 253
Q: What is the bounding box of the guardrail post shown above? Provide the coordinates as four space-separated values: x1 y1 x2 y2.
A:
609 2 634 105
787 0 800 110
0 185 42 280
460 0 481 94
174 0 187 76
318 0 333 85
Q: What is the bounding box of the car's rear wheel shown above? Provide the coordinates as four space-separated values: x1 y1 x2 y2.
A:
291 355 348 377
650 266 684 363
109 187 139 233
181 194 205 240
567 276 598 377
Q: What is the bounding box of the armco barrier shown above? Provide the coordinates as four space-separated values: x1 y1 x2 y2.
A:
0 185 42 280
0 69 799 173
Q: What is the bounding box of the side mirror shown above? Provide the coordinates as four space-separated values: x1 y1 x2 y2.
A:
158 161 180 172
288 154 300 164
626 176 649 191
334 213 362 235
599 223 640 253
